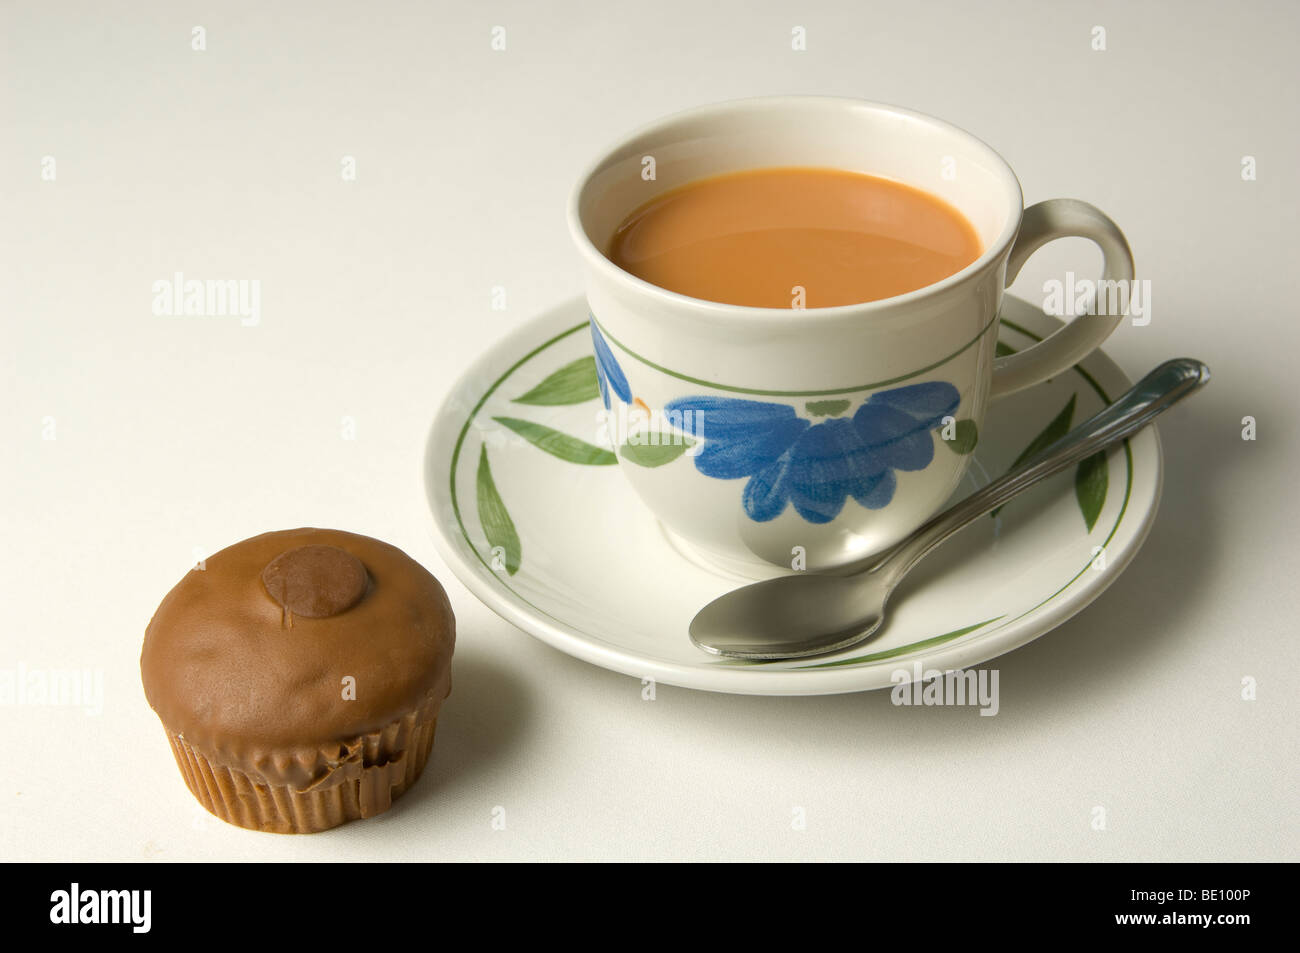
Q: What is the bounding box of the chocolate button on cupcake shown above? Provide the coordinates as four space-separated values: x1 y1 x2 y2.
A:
261 544 369 619
140 528 455 834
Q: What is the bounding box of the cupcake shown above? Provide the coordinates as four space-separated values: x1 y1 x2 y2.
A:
140 527 455 833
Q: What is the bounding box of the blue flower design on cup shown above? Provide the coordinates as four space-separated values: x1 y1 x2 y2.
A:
665 383 960 524
590 316 959 525
590 318 631 409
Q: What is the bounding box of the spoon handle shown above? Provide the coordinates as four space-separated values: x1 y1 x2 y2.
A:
870 358 1210 587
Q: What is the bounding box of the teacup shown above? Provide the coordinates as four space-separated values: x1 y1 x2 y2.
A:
567 96 1134 574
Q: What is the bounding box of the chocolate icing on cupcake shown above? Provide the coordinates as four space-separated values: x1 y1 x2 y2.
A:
141 527 455 833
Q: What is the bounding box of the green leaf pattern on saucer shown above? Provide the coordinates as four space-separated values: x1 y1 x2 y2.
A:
493 416 616 466
475 446 521 576
475 355 616 574
511 356 602 406
990 339 1108 529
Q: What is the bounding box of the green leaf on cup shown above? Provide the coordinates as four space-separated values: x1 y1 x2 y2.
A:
1074 450 1109 532
493 416 617 465
991 394 1076 519
805 399 851 417
942 418 979 455
475 445 521 576
620 437 695 467
512 356 601 406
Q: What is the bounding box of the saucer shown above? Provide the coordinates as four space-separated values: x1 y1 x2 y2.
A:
423 295 1161 695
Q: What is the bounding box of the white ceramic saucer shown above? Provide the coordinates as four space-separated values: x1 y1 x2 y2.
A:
423 295 1161 695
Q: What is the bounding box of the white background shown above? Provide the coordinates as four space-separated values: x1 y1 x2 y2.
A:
2 0 1296 861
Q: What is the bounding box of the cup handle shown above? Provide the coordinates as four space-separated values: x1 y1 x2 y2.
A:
990 198 1135 399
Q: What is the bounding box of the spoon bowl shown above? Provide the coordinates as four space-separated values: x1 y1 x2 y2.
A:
690 572 891 660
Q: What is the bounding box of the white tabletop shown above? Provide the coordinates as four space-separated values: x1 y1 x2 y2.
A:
3 0 1296 862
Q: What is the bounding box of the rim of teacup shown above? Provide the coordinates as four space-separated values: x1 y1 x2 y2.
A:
567 95 1025 325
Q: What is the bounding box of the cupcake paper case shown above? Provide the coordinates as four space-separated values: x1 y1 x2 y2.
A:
141 528 456 834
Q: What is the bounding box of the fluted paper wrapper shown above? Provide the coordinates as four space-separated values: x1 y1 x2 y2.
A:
165 706 439 834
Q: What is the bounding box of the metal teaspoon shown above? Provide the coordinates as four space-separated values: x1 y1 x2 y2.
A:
689 358 1211 660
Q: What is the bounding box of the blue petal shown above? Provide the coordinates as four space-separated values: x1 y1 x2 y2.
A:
851 380 960 472
881 429 937 472
742 452 795 522
666 397 809 480
595 360 610 409
589 319 632 405
853 469 896 509
666 396 805 435
859 381 960 431
854 404 938 471
791 496 842 524
785 419 885 524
